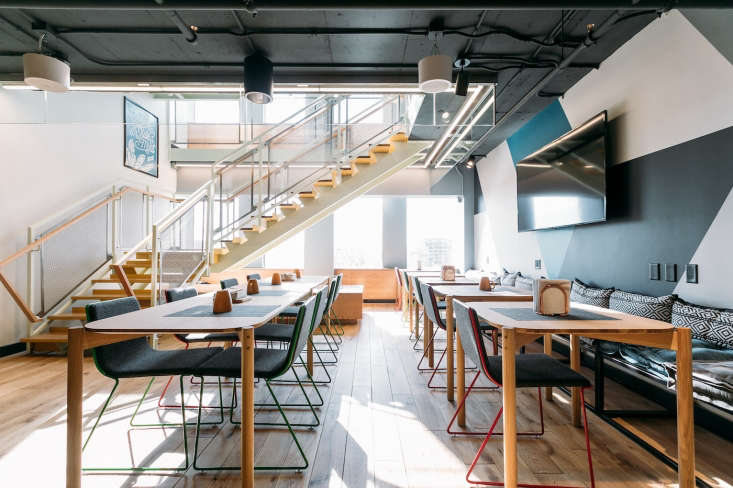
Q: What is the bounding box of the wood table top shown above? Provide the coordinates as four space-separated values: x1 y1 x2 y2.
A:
432 285 532 300
418 277 478 286
467 301 676 335
84 276 328 334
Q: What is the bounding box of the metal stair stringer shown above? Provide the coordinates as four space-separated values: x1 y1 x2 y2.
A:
210 140 430 272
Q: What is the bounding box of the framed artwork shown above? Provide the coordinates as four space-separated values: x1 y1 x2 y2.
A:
123 97 159 178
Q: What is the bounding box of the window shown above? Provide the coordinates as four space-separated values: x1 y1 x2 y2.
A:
263 231 305 269
263 94 307 124
334 197 383 268
406 196 464 271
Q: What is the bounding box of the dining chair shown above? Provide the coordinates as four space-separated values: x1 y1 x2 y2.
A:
449 300 595 488
82 297 223 472
220 277 239 289
256 285 334 385
191 295 318 471
158 286 240 410
394 267 403 310
326 273 345 341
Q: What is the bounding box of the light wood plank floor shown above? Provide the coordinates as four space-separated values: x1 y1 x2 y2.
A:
0 305 731 487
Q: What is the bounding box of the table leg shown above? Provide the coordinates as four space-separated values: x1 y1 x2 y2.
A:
675 327 695 487
307 335 314 377
241 328 255 488
569 334 581 427
446 297 455 402
457 327 466 426
543 333 553 401
502 329 518 488
66 327 84 488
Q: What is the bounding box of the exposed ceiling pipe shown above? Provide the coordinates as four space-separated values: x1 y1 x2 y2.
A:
0 1 728 9
166 11 197 44
456 9 623 166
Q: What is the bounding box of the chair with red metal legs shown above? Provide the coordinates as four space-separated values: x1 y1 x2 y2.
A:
419 282 483 389
158 287 239 410
450 299 595 488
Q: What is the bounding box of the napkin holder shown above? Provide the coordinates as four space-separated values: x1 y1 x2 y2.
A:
479 276 493 291
213 290 233 314
533 279 571 316
247 278 260 295
294 269 302 278
441 265 456 281
271 273 282 285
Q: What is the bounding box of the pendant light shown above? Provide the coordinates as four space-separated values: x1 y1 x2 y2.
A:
418 54 453 94
23 34 70 92
244 52 273 104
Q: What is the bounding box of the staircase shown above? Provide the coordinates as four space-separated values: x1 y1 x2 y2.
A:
211 132 429 271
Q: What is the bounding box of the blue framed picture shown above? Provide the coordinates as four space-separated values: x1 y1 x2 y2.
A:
124 97 159 178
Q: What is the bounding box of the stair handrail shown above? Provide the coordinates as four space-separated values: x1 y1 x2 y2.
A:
0 183 176 324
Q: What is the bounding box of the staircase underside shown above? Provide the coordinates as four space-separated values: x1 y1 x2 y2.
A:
211 139 430 272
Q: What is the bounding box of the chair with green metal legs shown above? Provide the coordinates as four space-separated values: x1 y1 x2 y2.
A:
327 273 346 340
255 285 331 387
191 295 319 471
82 297 224 472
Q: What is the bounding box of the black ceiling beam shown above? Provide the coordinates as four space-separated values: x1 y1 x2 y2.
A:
0 1 729 9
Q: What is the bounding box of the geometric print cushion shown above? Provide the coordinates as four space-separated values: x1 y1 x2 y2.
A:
514 276 534 291
609 290 676 322
570 279 613 308
672 299 733 349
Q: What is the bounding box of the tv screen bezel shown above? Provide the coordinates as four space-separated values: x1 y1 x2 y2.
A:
516 110 608 233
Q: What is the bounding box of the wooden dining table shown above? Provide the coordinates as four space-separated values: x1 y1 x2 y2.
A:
430 285 533 416
463 300 695 488
65 275 329 488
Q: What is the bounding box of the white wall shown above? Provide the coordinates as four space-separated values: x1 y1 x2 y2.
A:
0 90 174 346
560 10 733 165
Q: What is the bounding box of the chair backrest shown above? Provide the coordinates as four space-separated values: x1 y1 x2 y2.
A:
324 276 339 311
308 286 329 334
453 300 496 384
85 297 152 379
282 295 318 373
246 273 261 281
333 273 343 299
419 282 445 329
165 286 197 303
411 275 423 306
220 278 239 289
394 267 403 287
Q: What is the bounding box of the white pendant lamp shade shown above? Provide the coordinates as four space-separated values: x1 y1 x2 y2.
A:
23 53 70 92
418 54 453 94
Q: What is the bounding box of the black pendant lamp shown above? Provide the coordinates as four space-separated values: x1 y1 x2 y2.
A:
244 52 273 104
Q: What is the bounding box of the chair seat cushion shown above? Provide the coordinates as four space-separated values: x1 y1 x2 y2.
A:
255 322 295 342
100 346 223 378
485 354 591 388
194 346 290 379
176 332 240 343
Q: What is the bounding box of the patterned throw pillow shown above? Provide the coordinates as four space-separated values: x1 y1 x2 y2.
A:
515 276 534 291
672 299 733 349
570 279 613 308
609 290 676 322
500 271 520 287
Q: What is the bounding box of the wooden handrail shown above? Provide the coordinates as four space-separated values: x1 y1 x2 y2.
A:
0 270 40 323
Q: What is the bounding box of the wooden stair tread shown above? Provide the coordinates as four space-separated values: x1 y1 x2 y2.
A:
121 259 153 267
279 204 301 210
21 332 69 344
91 289 151 296
93 277 151 284
72 294 152 301
299 191 318 198
48 313 86 321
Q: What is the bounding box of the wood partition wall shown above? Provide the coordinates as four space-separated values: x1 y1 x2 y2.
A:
204 268 398 302
334 268 397 302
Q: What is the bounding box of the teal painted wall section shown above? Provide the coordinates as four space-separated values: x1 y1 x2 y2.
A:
506 100 571 164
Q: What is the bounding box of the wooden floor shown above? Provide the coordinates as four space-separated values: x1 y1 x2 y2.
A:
0 305 731 487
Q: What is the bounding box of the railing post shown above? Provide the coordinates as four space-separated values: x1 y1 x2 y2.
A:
111 185 119 261
207 182 215 267
150 224 159 307
25 227 34 346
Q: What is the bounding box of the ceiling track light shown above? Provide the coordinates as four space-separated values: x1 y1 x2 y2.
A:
436 87 495 168
454 57 470 97
244 52 273 104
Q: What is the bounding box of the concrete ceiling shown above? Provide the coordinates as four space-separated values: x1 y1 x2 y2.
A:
0 7 658 157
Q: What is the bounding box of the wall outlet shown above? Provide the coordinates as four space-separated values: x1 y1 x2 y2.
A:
649 263 660 281
664 263 677 282
686 264 699 284
534 259 542 269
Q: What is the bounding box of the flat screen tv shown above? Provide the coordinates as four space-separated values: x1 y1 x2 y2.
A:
516 111 607 232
